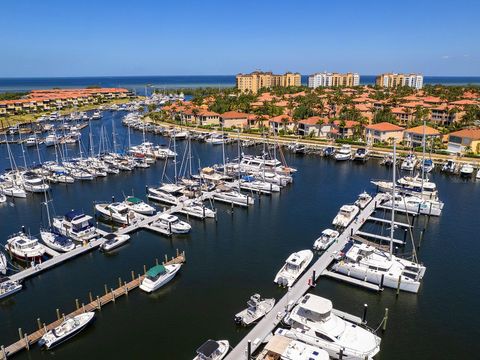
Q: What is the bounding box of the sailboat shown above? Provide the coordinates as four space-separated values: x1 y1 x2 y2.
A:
332 142 427 293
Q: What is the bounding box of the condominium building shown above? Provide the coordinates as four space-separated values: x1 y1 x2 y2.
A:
376 73 423 89
236 71 301 93
308 72 360 88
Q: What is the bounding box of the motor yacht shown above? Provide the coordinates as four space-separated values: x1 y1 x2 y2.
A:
6 232 46 262
334 145 352 161
354 191 372 209
95 202 139 225
44 133 59 147
148 183 185 205
21 171 49 193
99 233 130 252
39 312 95 349
256 335 329 360
460 163 474 177
180 198 216 218
213 187 254 206
278 293 381 359
193 339 230 360
25 135 39 147
323 146 336 157
124 196 156 215
353 148 369 162
420 159 434 173
92 111 102 120
234 294 275 326
332 205 359 228
313 229 339 251
441 159 457 173
401 153 417 171
382 194 443 216
151 213 191 234
274 250 313 287
206 133 227 145
139 263 182 293
52 210 97 242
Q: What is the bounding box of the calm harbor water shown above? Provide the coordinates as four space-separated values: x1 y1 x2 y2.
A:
0 111 479 359
1 75 480 93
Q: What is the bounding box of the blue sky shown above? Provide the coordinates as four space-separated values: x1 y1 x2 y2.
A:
1 0 479 77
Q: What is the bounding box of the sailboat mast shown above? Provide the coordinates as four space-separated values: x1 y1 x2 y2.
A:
421 120 426 192
89 119 94 158
390 141 397 258
221 124 226 175
173 131 177 183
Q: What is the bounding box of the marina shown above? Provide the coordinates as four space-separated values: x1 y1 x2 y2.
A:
0 106 478 360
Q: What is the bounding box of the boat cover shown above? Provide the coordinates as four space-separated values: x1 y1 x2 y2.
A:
146 265 166 277
196 339 219 357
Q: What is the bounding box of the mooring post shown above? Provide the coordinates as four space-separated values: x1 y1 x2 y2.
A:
143 265 147 275
155 258 159 266
97 296 101 309
82 303 85 312
418 229 424 249
104 284 108 296
164 254 168 263
247 340 251 359
131 270 135 281
111 288 115 302
396 275 401 296
312 270 316 286
36 318 42 330
118 277 122 288
362 304 368 324
23 333 29 350
382 308 389 331
62 313 65 321
18 328 23 341
56 308 60 320
124 281 128 295
75 298 80 310
89 291 93 303
1 345 6 360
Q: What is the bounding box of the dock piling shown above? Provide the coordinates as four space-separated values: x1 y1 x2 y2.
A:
362 304 368 323
36 318 41 331
143 265 147 275
23 334 29 350
118 277 122 288
89 291 93 303
55 308 60 320
96 296 101 309
75 298 80 310
17 328 22 342
131 270 135 281
382 308 389 331
1 345 6 360
247 340 251 359
155 258 159 266
104 284 108 295
396 276 401 296
111 288 115 302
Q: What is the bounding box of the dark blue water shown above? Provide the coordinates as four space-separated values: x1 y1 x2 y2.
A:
1 75 480 94
0 111 479 359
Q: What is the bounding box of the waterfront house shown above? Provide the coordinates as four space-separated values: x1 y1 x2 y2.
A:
197 109 220 126
365 122 404 144
269 115 294 134
220 111 249 128
297 116 331 137
330 120 360 139
447 128 480 154
403 125 441 147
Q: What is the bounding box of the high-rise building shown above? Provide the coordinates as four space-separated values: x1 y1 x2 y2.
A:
236 71 301 93
308 72 360 88
376 73 423 89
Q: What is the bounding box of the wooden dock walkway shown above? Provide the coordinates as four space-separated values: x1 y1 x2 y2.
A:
1 252 185 360
224 193 384 360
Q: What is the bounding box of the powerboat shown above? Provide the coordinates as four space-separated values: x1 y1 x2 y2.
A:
334 145 352 161
401 153 417 171
274 250 313 287
460 163 474 177
92 111 102 120
381 153 394 166
213 187 254 206
6 232 46 262
148 183 185 205
332 241 426 293
421 159 434 173
256 335 329 360
21 171 49 193
40 229 76 252
332 205 359 228
441 159 457 173
0 278 23 300
124 196 156 215
52 210 97 242
39 312 95 349
180 198 216 219
278 294 381 359
44 133 59 147
100 233 130 252
354 192 372 209
477 169 480 180
95 202 139 225
234 294 275 326
372 176 439 200
193 339 230 360
0 252 7 274
151 214 191 234
206 133 227 145
25 135 39 147
139 263 182 293
353 148 369 162
313 229 339 251
323 146 336 157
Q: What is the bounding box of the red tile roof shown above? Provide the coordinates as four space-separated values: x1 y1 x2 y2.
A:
405 125 440 136
449 128 480 140
366 122 404 132
269 115 293 123
298 116 329 125
221 111 249 119
333 120 359 129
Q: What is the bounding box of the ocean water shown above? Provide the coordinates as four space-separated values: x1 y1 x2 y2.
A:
0 111 479 359
0 75 479 94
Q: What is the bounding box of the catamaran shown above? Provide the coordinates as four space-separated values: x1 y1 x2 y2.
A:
256 335 329 360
